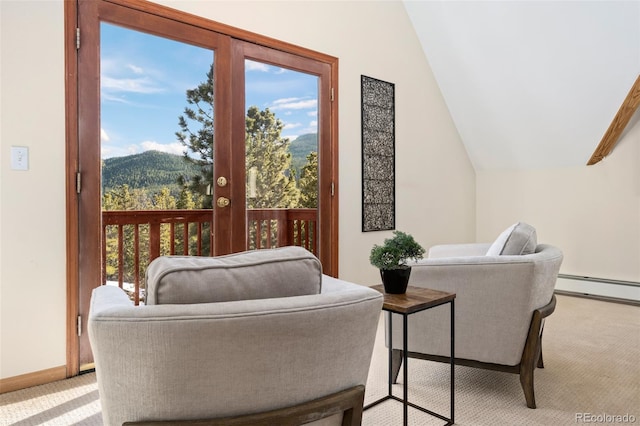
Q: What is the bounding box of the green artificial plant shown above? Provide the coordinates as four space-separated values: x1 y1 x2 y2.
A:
369 230 426 270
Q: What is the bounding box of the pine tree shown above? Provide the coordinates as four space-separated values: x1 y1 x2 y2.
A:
177 187 198 210
176 65 302 210
298 151 318 208
152 187 177 210
175 64 214 208
245 106 300 209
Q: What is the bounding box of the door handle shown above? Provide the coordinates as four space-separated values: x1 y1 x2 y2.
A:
216 197 230 208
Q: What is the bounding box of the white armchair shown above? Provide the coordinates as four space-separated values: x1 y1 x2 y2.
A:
388 223 563 408
89 247 383 425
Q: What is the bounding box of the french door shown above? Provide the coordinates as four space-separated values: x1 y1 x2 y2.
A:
70 0 338 372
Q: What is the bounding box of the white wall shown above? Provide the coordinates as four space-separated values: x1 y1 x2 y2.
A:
477 122 640 283
1 1 68 379
153 0 476 284
0 1 475 380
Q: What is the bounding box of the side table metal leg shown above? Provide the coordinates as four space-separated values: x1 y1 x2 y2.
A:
450 300 455 424
403 313 408 426
388 313 393 397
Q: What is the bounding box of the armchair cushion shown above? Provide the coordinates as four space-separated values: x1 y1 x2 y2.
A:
145 246 322 304
486 222 537 256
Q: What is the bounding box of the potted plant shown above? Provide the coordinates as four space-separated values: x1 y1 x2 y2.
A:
369 230 426 294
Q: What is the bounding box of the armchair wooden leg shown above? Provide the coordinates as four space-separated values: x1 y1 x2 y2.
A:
519 362 537 409
391 349 403 384
519 295 556 409
537 341 544 369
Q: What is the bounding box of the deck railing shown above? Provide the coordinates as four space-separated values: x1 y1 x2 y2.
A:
101 208 316 304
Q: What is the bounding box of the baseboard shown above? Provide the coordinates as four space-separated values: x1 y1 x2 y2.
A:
555 290 640 307
556 275 640 303
0 365 67 394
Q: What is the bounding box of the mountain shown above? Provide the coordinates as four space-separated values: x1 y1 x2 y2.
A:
102 133 318 195
102 150 200 195
289 133 317 174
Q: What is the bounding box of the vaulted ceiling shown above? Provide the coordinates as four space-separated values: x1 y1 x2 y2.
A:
403 1 640 171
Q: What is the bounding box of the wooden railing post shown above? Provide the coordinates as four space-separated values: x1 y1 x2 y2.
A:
102 209 314 304
101 224 107 285
117 226 123 287
279 211 289 247
149 222 161 261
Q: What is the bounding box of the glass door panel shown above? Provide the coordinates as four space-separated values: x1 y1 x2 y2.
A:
244 60 319 254
100 23 215 305
77 1 335 372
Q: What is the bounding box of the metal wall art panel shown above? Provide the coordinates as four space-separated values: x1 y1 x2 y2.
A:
361 75 395 232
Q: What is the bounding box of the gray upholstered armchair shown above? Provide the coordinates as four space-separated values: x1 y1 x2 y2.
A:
89 246 383 425
388 223 563 408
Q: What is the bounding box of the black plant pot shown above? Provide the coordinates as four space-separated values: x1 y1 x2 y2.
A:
380 267 412 294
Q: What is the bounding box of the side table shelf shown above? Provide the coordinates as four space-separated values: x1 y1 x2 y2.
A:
364 285 456 426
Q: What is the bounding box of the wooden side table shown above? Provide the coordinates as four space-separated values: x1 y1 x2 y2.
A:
364 285 456 426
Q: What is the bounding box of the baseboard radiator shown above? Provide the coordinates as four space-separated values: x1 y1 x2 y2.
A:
555 274 640 304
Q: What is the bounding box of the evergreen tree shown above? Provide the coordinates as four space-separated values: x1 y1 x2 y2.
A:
176 65 302 210
175 64 214 208
151 187 177 256
298 151 318 208
152 187 177 210
245 106 300 209
177 187 198 210
102 184 152 211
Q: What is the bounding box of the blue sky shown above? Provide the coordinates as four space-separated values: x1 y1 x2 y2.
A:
100 23 318 159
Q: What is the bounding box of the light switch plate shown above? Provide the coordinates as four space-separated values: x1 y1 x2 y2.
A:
11 146 29 170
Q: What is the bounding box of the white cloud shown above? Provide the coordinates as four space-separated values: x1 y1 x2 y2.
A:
140 141 184 156
307 110 318 117
127 64 144 74
283 122 302 130
103 142 181 159
101 92 132 104
101 56 165 96
245 60 271 72
101 128 110 142
101 146 114 158
245 59 288 74
101 144 138 159
270 97 317 111
273 97 299 105
102 76 164 94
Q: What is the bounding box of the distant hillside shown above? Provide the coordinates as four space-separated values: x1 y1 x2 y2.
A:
102 150 200 195
102 134 318 196
289 133 317 174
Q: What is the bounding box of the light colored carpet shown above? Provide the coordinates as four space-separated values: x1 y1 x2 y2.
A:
1 294 638 425
363 295 640 425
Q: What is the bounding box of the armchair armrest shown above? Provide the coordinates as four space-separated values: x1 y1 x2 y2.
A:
89 284 134 314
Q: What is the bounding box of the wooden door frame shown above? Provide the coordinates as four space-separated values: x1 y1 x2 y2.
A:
64 0 80 376
228 40 335 267
65 0 339 377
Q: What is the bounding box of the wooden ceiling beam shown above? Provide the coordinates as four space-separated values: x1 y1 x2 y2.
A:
587 74 640 165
